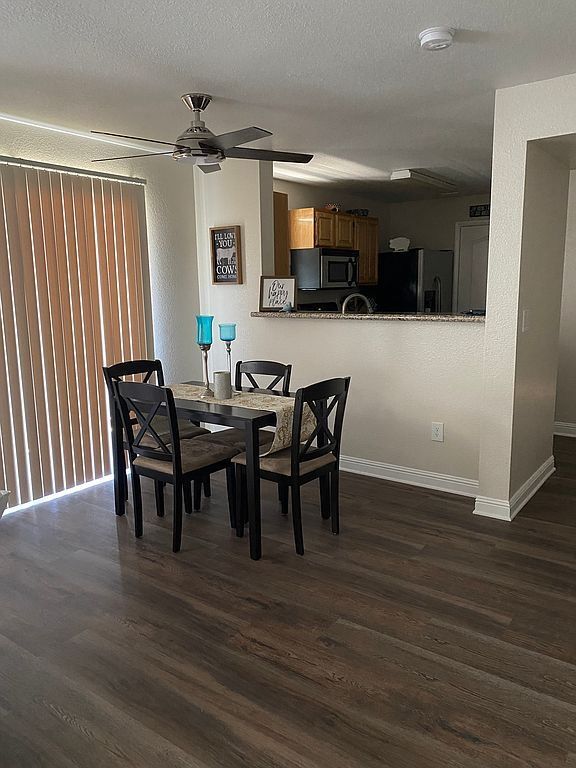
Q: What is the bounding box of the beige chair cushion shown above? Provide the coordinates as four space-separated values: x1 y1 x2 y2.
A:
204 427 274 448
134 436 239 477
233 447 336 477
132 416 209 448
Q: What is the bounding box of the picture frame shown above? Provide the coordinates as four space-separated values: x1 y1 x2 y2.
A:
469 204 490 218
210 225 243 284
259 276 297 312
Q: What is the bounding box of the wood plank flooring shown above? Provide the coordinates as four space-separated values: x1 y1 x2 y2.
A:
1 438 576 767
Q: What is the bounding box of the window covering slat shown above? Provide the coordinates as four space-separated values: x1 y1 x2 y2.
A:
102 181 123 366
3 166 43 500
79 176 107 477
61 174 89 484
0 161 149 506
0 178 21 501
26 169 62 493
112 183 131 363
38 170 72 490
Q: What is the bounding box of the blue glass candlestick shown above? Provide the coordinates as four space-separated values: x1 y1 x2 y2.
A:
196 315 214 398
219 323 236 373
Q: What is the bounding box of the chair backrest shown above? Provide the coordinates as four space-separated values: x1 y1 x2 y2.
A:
103 359 165 436
102 359 165 394
291 377 351 474
114 381 182 473
235 360 292 396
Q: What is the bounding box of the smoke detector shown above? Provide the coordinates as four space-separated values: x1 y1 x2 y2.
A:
419 27 455 51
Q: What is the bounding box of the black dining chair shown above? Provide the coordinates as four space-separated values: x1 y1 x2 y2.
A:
235 360 292 396
103 359 211 516
233 377 351 555
114 381 241 552
207 360 293 451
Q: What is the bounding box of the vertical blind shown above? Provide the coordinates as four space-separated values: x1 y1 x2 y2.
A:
0 162 149 506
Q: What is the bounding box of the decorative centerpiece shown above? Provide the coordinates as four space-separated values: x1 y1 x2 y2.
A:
196 315 214 398
218 323 237 373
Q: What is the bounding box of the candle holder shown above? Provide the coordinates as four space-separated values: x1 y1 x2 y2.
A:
198 343 213 398
196 315 214 398
218 323 237 375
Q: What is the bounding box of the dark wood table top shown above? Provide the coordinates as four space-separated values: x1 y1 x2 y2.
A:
172 382 281 428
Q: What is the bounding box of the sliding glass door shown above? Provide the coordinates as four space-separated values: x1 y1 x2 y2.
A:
0 162 149 506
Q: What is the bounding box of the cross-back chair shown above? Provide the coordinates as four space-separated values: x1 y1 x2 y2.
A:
234 377 351 555
114 381 240 552
235 360 292 396
103 359 210 517
207 360 293 456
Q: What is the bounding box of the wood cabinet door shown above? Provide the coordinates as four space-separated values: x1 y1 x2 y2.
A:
289 207 315 249
315 211 335 246
364 219 379 284
354 218 369 283
335 214 355 248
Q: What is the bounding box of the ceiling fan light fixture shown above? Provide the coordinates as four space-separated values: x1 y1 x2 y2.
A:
92 93 313 170
419 26 455 51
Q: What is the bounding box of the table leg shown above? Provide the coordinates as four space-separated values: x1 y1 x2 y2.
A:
245 423 262 560
112 407 126 516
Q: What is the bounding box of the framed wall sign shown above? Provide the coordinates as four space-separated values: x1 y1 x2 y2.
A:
469 204 490 218
259 276 297 312
210 225 243 284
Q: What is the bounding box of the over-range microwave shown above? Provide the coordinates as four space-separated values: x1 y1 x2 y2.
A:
290 248 359 290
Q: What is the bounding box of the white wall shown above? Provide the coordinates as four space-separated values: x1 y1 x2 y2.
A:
476 73 576 518
385 194 491 251
200 161 485 486
556 170 576 426
0 119 201 383
510 142 569 493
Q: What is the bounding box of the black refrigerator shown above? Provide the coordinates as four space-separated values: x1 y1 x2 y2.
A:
375 249 454 313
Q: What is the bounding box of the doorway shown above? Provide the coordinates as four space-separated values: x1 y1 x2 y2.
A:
454 220 490 313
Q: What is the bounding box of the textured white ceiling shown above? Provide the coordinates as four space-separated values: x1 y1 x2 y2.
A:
2 0 576 198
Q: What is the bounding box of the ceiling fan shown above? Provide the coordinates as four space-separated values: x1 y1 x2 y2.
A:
92 93 313 173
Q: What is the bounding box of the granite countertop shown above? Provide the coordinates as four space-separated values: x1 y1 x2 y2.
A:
251 311 485 323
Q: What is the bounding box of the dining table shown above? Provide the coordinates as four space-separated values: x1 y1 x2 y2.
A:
111 382 284 560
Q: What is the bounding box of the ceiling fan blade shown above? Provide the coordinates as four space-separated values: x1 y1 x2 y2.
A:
91 130 185 149
92 151 175 163
207 127 272 151
225 147 313 163
198 163 221 174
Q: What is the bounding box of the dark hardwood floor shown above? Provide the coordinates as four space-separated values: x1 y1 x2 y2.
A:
1 439 576 767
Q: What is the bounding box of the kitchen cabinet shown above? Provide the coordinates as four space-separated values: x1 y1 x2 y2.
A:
315 210 335 246
289 208 339 248
288 208 378 253
288 207 379 283
335 214 355 248
354 217 379 285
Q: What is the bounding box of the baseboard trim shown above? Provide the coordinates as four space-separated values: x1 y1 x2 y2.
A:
340 455 478 497
473 455 555 522
554 421 576 437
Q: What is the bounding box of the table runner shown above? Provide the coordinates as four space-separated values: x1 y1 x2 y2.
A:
170 384 315 455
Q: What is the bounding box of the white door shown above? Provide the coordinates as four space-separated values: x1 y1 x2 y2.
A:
455 222 490 313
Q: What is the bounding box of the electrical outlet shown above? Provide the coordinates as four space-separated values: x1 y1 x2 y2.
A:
431 422 444 442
